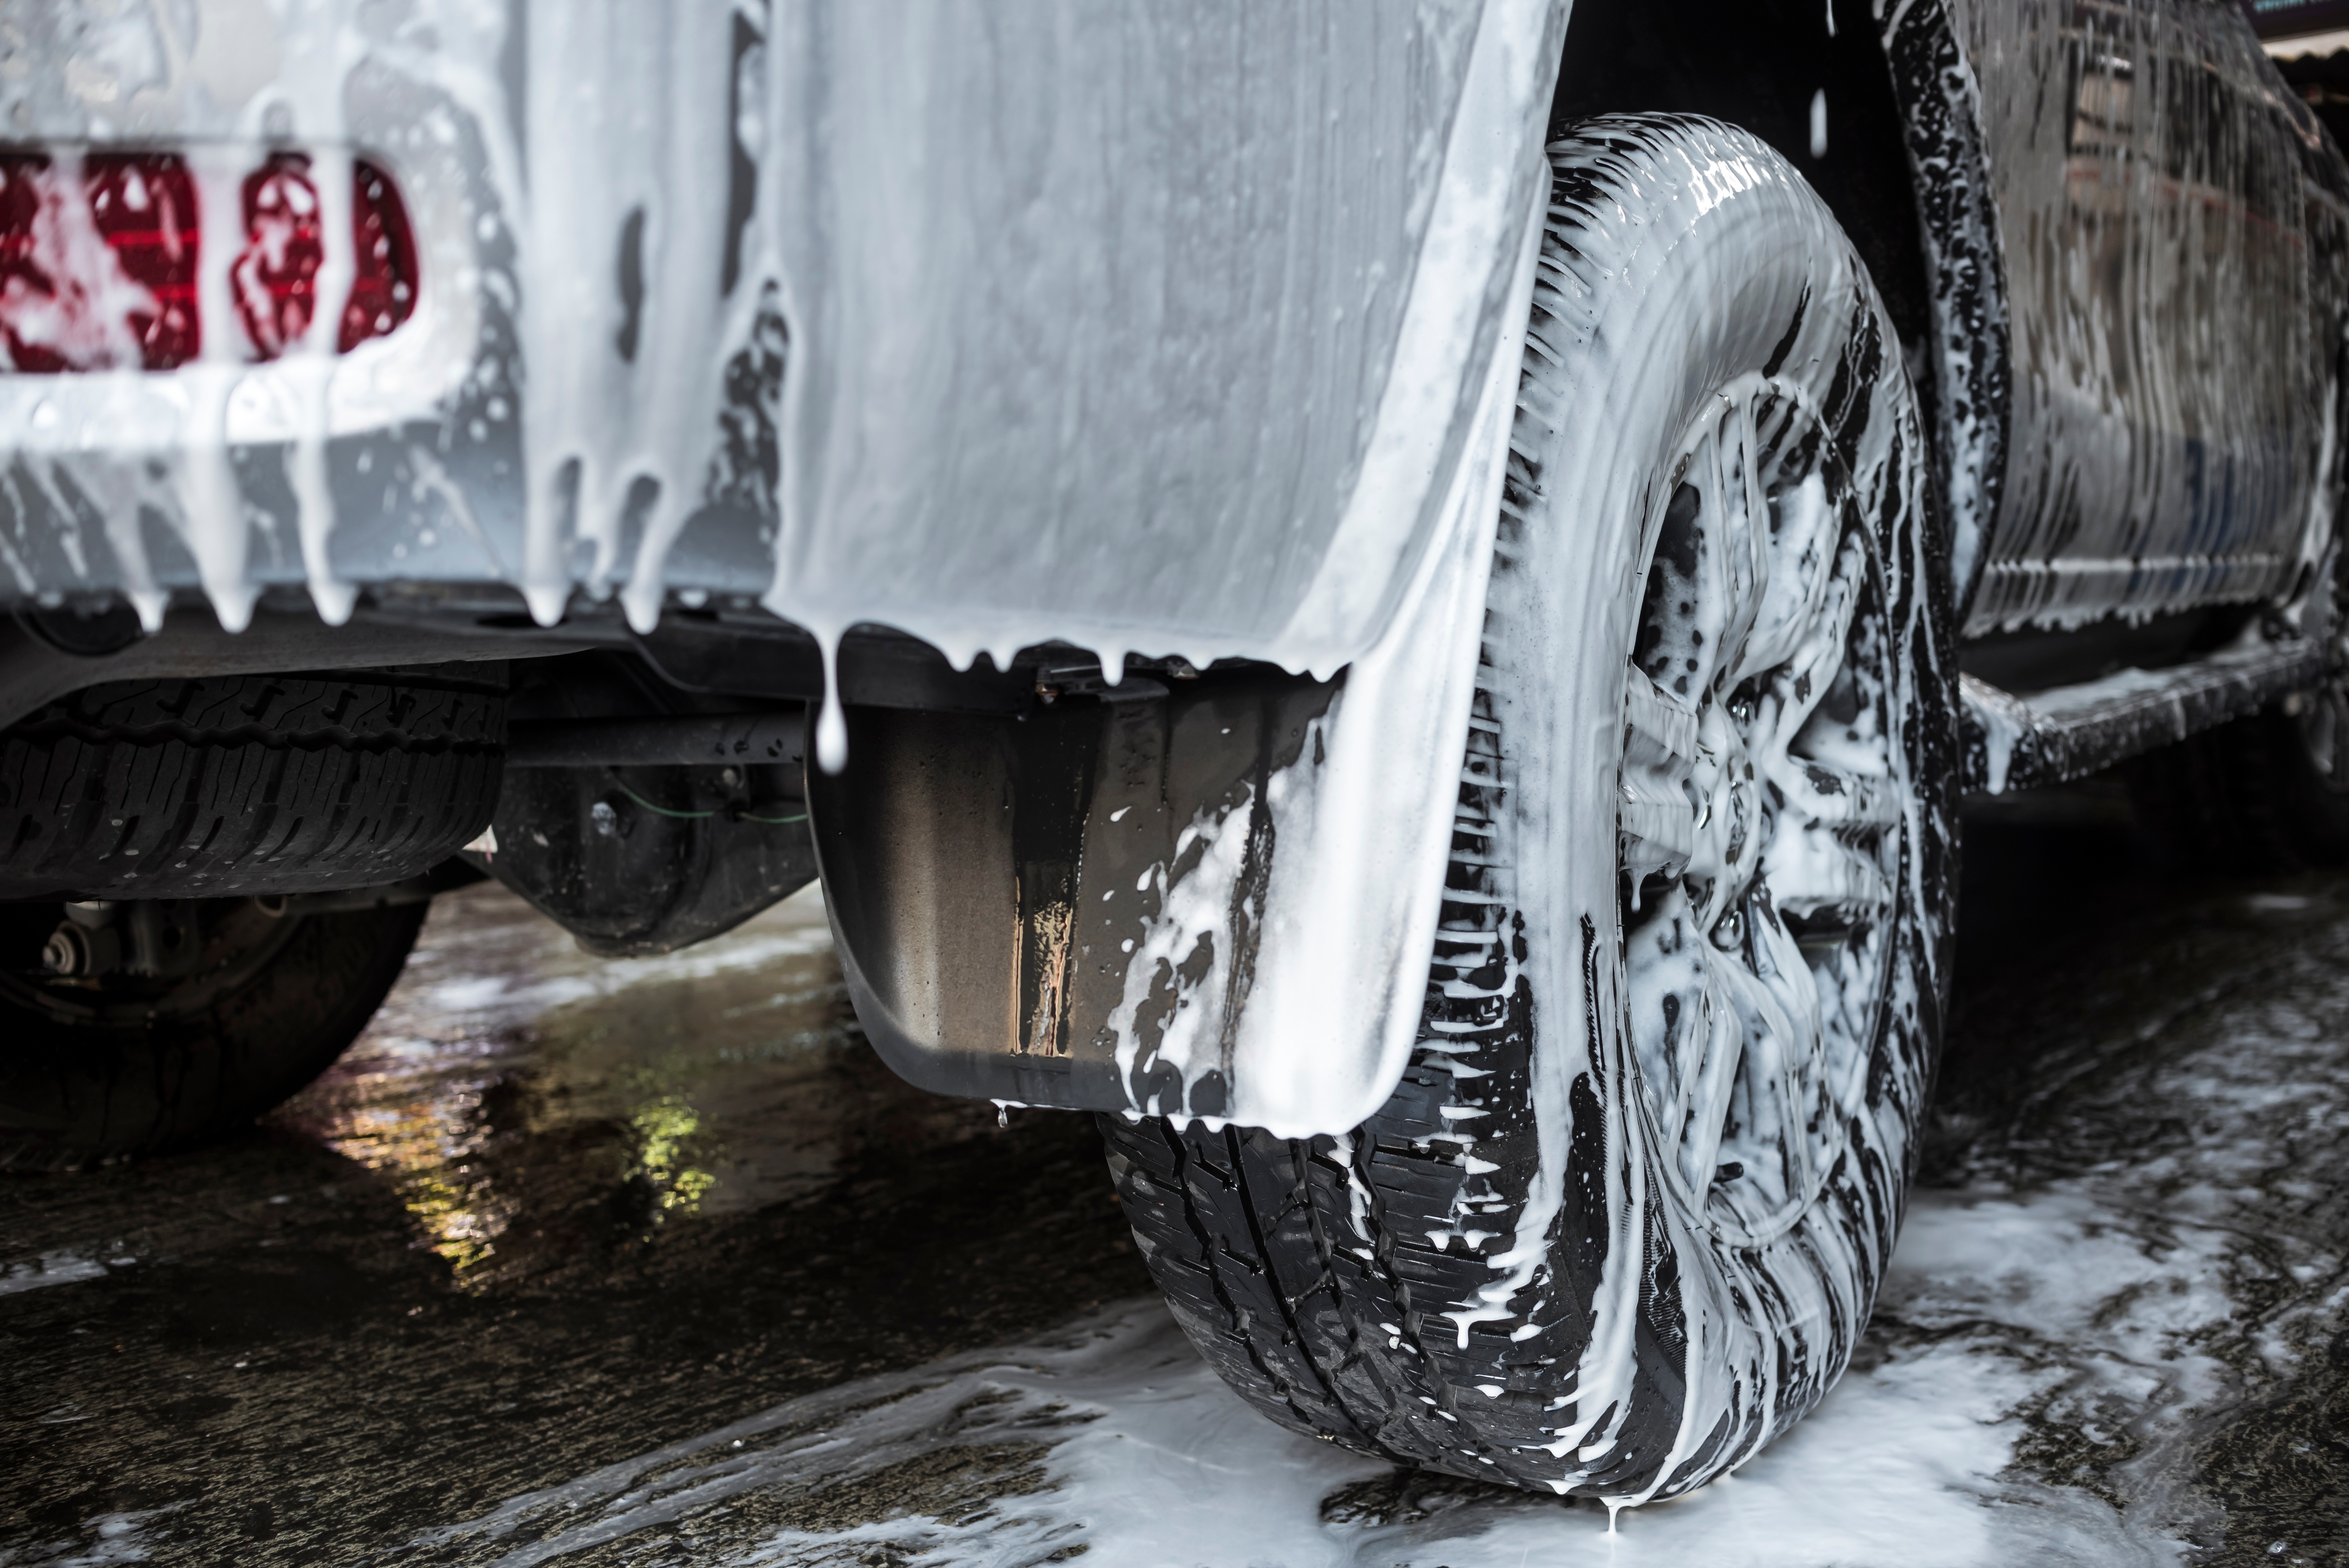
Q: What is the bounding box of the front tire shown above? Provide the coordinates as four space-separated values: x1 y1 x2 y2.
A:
1103 117 1957 1502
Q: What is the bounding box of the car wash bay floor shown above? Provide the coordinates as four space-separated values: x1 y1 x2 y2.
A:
3 790 2347 1567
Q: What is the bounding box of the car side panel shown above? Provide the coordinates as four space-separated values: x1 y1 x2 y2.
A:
1951 0 2333 634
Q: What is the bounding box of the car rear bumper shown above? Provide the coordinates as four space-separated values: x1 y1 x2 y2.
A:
0 1 1564 691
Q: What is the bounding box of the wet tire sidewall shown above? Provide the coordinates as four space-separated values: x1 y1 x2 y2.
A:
1106 116 1959 1503
1421 116 1959 1497
0 902 429 1169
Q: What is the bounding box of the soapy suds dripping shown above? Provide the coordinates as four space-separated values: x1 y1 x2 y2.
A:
17 4 2334 772
0 145 181 627
762 0 1555 765
59 0 1550 780
5 0 1536 738
271 11 364 627
0 0 383 633
514 0 1552 771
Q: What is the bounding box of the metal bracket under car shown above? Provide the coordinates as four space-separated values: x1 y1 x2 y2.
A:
807 666 1339 1117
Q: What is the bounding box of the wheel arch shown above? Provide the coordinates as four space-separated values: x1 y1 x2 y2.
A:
1553 0 2010 621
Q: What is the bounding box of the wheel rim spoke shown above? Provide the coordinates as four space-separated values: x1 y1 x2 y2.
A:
1621 668 1701 889
1674 960 1745 1195
1756 832 1894 931
1707 399 1769 679
1766 755 1898 831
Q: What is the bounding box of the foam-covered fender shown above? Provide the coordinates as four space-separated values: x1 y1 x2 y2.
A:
808 173 1547 1134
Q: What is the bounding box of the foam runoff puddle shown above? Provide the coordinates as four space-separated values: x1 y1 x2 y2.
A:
0 1248 111 1298
398 1192 2211 1568
375 884 2349 1565
0 1507 189 1568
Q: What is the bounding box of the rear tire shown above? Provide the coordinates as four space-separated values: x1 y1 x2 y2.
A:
1102 117 1957 1502
0 896 427 1169
0 666 505 900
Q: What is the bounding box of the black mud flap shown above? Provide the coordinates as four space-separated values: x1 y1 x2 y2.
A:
807 666 1341 1113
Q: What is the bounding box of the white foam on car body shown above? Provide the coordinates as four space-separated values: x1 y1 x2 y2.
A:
4 0 1574 1141
0 0 481 626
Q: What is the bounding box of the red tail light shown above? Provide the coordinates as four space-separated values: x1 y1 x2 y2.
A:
78 155 199 369
0 151 417 374
239 154 419 358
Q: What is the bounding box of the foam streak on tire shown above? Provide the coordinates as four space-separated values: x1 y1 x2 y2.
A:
1103 116 1958 1504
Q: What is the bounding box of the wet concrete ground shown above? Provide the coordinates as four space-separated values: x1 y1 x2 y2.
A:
2 789 2346 1565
